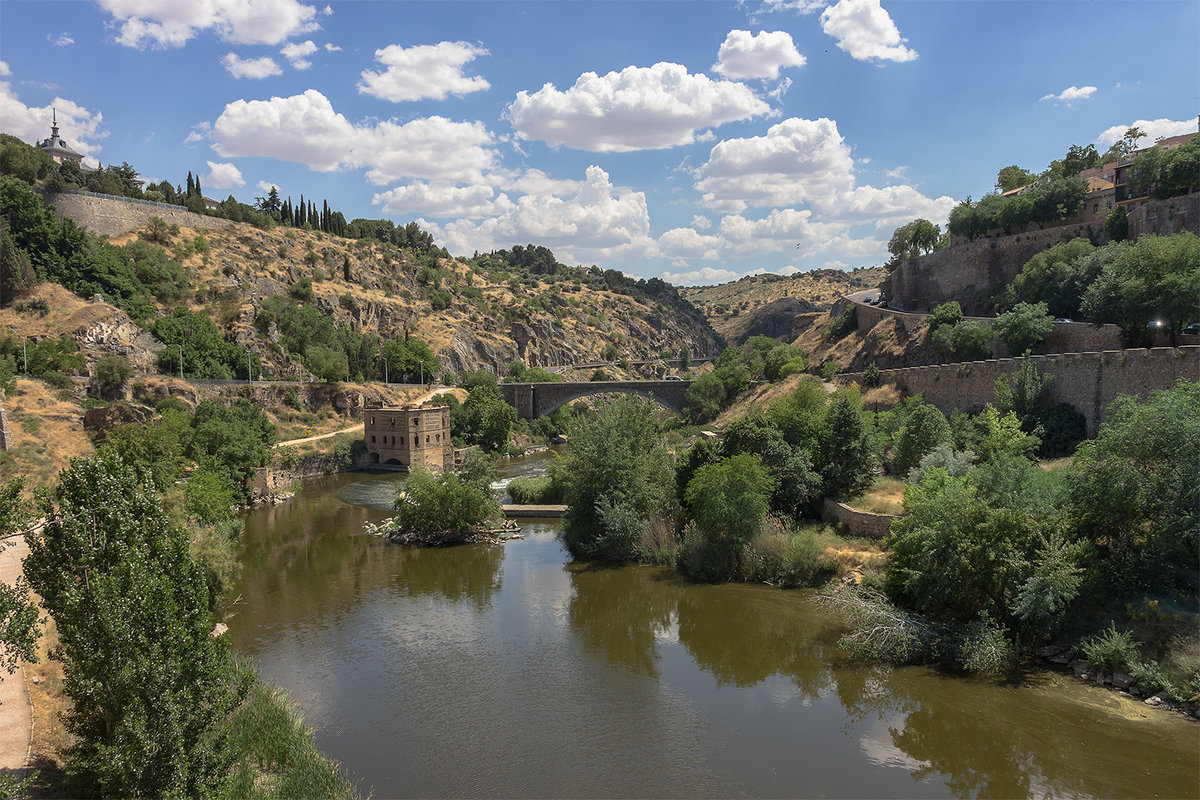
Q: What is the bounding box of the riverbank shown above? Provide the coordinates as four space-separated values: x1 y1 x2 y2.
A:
228 470 1200 798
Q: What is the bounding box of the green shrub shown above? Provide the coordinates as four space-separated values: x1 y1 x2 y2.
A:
743 518 828 586
12 298 49 315
507 475 563 504
1081 626 1139 675
42 369 73 390
928 301 963 333
820 360 840 379
862 363 881 389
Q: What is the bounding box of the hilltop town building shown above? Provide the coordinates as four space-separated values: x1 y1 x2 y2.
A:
36 110 88 168
363 403 453 472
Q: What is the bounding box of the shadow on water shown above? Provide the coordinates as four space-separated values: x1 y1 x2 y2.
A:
229 468 1200 800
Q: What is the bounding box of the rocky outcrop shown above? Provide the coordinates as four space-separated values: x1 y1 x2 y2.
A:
722 296 817 345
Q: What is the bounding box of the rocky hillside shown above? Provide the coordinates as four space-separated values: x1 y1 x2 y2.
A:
679 267 884 345
87 218 722 379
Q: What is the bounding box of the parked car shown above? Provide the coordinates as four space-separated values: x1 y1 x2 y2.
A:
1182 323 1200 336
664 375 682 381
866 297 878 305
1054 318 1073 323
1146 320 1170 331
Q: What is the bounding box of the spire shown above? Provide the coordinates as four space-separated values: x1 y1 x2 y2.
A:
51 107 59 139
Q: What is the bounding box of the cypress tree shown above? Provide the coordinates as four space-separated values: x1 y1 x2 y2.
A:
186 172 194 197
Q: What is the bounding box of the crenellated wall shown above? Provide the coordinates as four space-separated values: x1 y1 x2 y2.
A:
42 190 234 238
838 346 1200 436
881 194 1200 315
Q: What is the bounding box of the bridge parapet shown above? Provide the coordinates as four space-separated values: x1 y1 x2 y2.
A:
501 380 692 419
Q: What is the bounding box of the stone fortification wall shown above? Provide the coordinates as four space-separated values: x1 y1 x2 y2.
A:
838 345 1199 436
882 194 1200 315
851 300 1122 361
43 191 234 238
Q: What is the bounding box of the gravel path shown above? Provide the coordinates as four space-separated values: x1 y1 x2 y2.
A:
0 535 32 772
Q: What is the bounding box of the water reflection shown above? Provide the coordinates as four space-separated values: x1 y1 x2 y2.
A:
230 470 1200 800
565 563 677 676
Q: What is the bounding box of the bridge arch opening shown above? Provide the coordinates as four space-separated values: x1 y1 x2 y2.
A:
537 387 684 418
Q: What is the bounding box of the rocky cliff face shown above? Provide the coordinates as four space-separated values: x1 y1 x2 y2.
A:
93 220 722 379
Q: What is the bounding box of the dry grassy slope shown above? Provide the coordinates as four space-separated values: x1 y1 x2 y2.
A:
680 267 885 344
113 221 721 378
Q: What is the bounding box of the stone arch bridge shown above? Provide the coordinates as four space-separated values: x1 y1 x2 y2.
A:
501 380 692 420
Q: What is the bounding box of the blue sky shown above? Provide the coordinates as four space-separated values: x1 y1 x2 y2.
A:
2 0 1197 284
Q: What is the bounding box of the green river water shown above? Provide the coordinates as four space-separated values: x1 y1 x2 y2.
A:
228 455 1198 798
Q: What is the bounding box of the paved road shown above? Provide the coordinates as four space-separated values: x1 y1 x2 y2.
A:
0 535 31 772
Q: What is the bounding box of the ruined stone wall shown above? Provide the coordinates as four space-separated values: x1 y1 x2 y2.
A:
0 392 10 452
839 346 1199 436
43 191 234 238
821 498 896 539
882 194 1200 315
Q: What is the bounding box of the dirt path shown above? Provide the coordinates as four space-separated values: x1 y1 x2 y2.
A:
274 386 457 447
0 535 32 773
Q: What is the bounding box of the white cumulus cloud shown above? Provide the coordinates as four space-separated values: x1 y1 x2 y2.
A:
280 39 318 69
205 160 244 189
758 0 828 14
221 52 282 79
358 41 490 102
714 30 806 80
212 89 497 184
820 0 917 63
1039 85 1097 104
0 73 105 165
96 0 320 48
421 165 654 264
1096 117 1198 147
507 62 773 153
256 180 281 194
695 116 954 227
697 117 856 213
372 183 512 219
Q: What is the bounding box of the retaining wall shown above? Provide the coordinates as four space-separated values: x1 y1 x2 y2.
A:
839 346 1200 436
852 300 1124 358
882 194 1200 315
43 190 234 238
821 498 896 539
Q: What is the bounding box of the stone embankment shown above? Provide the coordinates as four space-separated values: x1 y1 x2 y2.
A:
1034 644 1199 719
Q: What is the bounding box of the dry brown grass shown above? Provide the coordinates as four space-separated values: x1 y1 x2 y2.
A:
845 476 907 516
0 379 93 491
25 596 72 793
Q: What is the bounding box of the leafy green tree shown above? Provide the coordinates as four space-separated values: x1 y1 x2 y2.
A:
1011 237 1098 318
1099 127 1145 163
886 469 1043 625
1031 176 1087 228
679 345 691 371
1081 232 1200 346
818 390 879 499
153 307 249 379
929 320 993 361
187 400 276 498
684 453 775 580
0 478 39 680
995 165 1035 193
305 344 348 382
1104 205 1129 242
560 396 675 559
886 219 941 265
24 453 245 798
1065 381 1200 593
994 354 1053 424
683 371 726 423
975 406 1040 463
893 404 952 476
994 301 1055 354
0 220 36 306
393 466 502 537
927 301 963 333
1059 144 1101 178
1127 136 1200 199
721 414 822 519
94 353 133 397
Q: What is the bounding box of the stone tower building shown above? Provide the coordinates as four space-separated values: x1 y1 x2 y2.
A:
362 403 453 472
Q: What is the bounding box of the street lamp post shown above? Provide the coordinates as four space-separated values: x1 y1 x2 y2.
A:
22 337 28 376
247 352 252 385
384 359 388 384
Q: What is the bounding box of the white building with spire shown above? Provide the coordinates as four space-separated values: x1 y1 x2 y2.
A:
36 109 89 168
